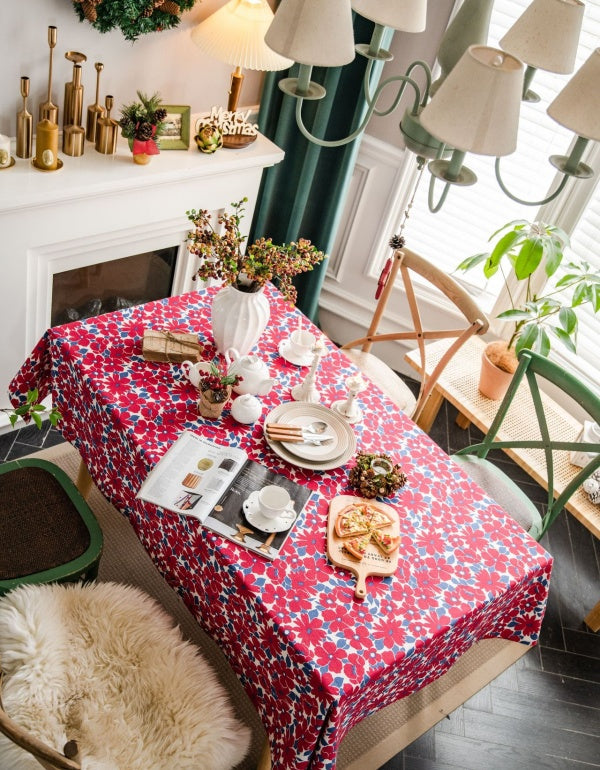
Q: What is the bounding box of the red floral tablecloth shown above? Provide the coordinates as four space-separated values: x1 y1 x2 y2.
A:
10 285 552 770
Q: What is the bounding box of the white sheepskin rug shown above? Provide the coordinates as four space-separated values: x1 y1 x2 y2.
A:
0 582 251 770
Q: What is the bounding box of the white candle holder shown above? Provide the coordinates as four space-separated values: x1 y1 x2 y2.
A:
291 339 326 402
331 374 366 423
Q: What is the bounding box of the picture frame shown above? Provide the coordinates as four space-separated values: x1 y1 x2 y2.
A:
159 105 191 150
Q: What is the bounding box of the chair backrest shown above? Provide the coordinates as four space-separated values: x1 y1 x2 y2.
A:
342 247 489 424
455 349 600 538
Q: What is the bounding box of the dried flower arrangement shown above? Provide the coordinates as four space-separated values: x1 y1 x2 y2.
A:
348 452 407 499
199 362 241 404
186 198 326 304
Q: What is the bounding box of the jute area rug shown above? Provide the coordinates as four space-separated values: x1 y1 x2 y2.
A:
24 442 267 770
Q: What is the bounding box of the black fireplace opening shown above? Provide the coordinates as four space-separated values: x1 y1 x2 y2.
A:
51 246 178 327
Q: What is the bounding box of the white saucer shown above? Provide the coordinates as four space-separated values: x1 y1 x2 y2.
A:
242 491 296 533
278 338 312 367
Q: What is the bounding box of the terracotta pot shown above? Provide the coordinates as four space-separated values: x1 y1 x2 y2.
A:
478 349 514 401
197 387 230 419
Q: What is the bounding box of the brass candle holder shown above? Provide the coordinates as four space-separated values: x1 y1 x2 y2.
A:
39 26 59 123
95 95 119 155
17 76 33 159
86 63 106 143
63 51 86 129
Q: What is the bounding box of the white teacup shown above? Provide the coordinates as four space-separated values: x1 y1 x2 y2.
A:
258 485 291 519
181 360 211 388
287 329 316 358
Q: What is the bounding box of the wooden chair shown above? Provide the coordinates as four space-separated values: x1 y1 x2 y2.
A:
0 458 103 596
0 582 252 770
341 247 489 427
453 349 600 540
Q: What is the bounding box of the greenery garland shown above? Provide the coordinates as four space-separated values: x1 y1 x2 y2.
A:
72 0 198 42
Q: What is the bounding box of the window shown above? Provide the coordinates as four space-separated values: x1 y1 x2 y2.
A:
393 0 600 386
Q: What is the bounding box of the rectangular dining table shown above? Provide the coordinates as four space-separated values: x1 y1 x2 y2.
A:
10 284 553 770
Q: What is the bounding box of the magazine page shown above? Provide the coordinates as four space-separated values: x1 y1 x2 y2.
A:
205 460 312 559
136 431 247 522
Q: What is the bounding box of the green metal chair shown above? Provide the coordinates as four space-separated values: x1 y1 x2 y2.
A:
0 457 103 596
452 349 600 540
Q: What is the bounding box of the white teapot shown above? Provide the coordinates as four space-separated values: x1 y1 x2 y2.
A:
225 348 275 396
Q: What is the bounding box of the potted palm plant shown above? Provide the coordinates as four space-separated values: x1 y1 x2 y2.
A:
458 219 600 399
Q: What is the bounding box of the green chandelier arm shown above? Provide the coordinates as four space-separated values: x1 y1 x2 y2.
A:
294 73 422 148
427 173 452 213
494 156 571 206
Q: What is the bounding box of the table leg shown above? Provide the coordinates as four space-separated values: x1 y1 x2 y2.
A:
415 389 444 433
584 599 600 632
455 412 472 430
76 458 93 499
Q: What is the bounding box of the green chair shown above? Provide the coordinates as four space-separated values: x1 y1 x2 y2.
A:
0 457 103 595
452 349 600 540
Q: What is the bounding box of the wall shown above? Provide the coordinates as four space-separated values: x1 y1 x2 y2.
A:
0 0 265 137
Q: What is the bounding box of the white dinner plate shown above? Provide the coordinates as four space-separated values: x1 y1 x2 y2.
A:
264 402 356 471
243 491 297 533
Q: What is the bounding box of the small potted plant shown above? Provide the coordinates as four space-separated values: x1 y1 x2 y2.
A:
119 91 167 164
458 219 599 399
197 362 241 420
186 198 326 355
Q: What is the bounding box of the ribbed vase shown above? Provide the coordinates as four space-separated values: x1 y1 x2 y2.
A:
210 284 270 356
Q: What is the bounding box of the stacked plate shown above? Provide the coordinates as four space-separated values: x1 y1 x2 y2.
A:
264 402 356 471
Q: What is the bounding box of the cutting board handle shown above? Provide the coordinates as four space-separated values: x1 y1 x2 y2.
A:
355 573 367 600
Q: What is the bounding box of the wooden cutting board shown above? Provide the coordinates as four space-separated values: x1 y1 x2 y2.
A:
327 495 399 600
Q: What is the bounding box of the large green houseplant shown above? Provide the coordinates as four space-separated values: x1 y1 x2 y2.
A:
458 219 600 397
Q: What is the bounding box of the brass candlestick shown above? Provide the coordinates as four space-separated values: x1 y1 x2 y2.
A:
95 95 118 155
17 76 33 159
39 26 59 123
86 63 105 142
63 51 86 129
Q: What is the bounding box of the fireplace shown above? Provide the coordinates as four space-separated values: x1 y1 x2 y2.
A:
51 245 178 326
0 133 283 429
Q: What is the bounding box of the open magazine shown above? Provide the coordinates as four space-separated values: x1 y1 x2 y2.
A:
137 431 311 559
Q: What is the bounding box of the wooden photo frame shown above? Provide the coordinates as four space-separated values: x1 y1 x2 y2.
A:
159 105 191 150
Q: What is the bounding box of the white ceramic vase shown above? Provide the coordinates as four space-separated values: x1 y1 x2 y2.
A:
211 284 270 356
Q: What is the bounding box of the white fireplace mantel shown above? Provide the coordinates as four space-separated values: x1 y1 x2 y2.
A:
0 133 283 424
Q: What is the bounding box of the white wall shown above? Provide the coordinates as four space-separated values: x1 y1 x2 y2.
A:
0 0 265 138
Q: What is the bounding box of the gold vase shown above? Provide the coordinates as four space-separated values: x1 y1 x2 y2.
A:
133 152 151 165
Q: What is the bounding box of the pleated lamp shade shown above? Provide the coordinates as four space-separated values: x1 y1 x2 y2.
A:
547 49 600 141
351 0 427 33
420 46 524 156
500 0 584 74
265 0 355 68
191 0 293 71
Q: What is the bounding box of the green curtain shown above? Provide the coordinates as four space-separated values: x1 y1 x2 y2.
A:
249 16 394 323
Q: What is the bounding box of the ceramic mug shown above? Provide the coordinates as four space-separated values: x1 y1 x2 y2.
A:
181 360 211 388
258 485 291 519
288 329 316 359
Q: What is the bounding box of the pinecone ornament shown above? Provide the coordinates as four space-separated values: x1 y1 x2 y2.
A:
136 121 154 141
156 0 181 15
153 108 168 123
389 234 405 250
195 124 223 154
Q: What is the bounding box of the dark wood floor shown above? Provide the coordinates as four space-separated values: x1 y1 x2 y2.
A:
2 400 599 770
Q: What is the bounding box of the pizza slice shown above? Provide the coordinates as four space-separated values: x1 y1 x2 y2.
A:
371 528 400 557
343 532 373 561
363 504 394 530
334 505 371 538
